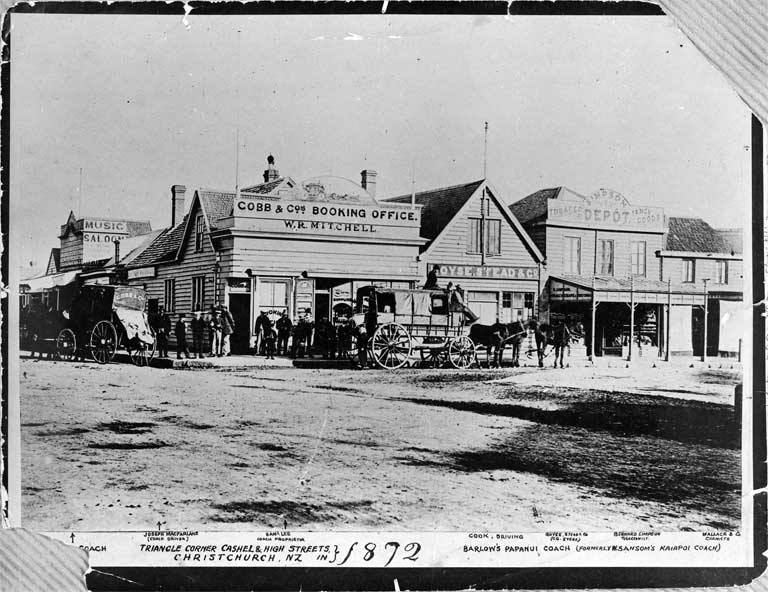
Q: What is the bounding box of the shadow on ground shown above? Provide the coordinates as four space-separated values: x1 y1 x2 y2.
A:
397 390 741 528
401 388 739 449
209 499 375 524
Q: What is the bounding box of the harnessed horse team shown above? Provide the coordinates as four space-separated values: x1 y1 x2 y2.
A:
468 318 573 369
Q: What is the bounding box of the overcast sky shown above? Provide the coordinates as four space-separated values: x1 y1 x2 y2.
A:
10 13 751 270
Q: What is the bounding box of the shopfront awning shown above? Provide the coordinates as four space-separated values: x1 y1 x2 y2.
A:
549 275 706 306
23 270 79 292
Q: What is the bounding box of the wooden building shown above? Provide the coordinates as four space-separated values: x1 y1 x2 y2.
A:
385 180 544 324
124 158 425 353
659 217 745 357
510 187 708 359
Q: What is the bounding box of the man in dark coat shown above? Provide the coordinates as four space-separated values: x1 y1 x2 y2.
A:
221 304 235 356
276 311 293 356
254 311 271 355
191 310 206 359
152 305 172 358
424 264 440 289
174 313 191 359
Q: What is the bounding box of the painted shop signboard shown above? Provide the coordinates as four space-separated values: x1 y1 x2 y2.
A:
547 189 665 231
232 177 422 241
435 264 538 280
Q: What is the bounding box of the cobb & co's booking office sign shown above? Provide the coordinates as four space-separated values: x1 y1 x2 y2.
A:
233 177 422 240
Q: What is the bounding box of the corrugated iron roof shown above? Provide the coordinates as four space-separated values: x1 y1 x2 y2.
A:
666 217 733 253
553 274 705 295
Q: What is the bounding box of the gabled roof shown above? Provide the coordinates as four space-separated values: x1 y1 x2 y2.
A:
103 230 165 267
198 190 236 229
384 179 544 263
126 216 188 268
508 187 563 225
665 217 733 253
46 249 61 274
384 180 484 248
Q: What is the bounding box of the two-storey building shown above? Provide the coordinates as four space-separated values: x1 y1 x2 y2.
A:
658 217 745 357
385 180 544 325
24 212 152 310
510 187 706 358
123 157 425 353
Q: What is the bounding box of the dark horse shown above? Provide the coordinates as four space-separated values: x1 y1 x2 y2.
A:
468 320 528 368
529 319 572 368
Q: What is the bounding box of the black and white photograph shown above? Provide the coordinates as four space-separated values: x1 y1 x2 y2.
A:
3 2 764 583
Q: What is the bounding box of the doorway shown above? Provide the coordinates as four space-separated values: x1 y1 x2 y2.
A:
229 293 252 354
314 292 330 321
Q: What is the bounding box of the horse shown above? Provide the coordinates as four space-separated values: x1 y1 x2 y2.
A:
497 320 528 367
468 322 510 368
529 319 571 368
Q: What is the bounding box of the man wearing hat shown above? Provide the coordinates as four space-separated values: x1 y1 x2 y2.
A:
191 309 206 359
220 304 235 356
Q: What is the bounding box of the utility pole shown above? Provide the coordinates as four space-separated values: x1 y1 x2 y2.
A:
78 167 83 215
665 278 671 362
702 278 709 363
480 122 488 266
234 29 242 198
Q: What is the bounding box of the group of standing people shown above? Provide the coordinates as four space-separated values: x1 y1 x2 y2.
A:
150 305 236 359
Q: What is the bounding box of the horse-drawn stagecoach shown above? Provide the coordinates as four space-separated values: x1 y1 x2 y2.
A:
23 284 156 366
351 286 477 369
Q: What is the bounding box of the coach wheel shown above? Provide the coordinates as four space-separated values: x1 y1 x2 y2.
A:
55 329 77 361
128 337 156 367
90 320 117 364
447 336 476 369
419 337 447 368
370 323 412 370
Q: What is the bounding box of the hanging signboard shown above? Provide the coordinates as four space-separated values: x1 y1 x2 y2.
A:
549 280 591 302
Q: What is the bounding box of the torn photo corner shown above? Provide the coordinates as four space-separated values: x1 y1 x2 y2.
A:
2 2 766 589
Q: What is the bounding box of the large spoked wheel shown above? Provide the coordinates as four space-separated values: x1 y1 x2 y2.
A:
90 320 117 364
55 329 77 361
447 336 476 369
419 337 447 368
370 323 412 370
128 337 157 367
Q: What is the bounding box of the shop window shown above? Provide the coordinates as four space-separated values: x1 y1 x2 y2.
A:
195 214 205 252
501 291 535 323
468 218 501 256
192 275 205 311
563 236 581 274
631 241 647 276
599 239 614 275
467 291 499 324
260 280 289 316
716 260 728 284
682 259 695 283
164 279 175 312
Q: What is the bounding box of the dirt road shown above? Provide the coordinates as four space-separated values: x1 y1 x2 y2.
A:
20 358 741 532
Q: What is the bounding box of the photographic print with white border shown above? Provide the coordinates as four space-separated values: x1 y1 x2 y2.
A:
3 1 766 589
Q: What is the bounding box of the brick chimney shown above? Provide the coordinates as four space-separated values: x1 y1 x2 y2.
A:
113 239 120 264
171 185 186 227
263 154 279 183
360 170 377 197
